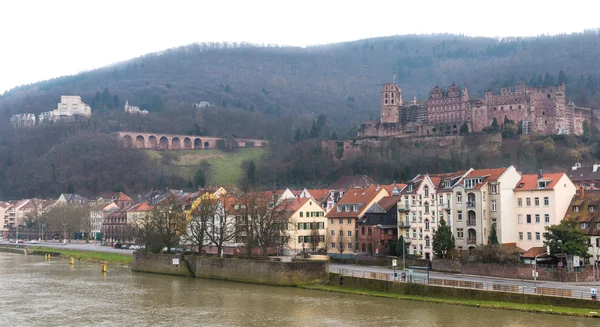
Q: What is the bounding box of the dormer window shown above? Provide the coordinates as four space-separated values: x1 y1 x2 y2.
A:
444 181 451 188
337 206 342 212
573 205 579 212
580 222 588 229
590 205 595 212
353 204 359 212
345 205 350 212
408 184 413 192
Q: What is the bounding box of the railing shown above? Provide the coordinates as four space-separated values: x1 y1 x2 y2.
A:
467 238 477 244
466 202 476 208
398 221 411 228
467 220 476 226
335 267 597 301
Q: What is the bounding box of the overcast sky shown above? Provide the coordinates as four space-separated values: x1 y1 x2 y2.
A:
1 0 598 93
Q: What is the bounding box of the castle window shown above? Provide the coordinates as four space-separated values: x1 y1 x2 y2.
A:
494 107 497 111
518 105 521 109
391 93 394 98
501 106 504 111
385 100 388 104
545 120 547 125
547 94 551 99
385 93 388 98
391 99 394 104
509 106 513 110
542 111 545 115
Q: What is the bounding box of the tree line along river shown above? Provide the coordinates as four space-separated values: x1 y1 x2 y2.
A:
0 252 597 327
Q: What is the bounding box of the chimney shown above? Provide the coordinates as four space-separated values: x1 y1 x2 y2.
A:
537 169 543 179
580 186 585 200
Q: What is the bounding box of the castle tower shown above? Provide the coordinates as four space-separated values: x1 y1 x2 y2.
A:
380 83 402 123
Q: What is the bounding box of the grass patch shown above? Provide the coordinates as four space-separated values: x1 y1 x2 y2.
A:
144 147 269 185
299 285 600 318
27 247 132 265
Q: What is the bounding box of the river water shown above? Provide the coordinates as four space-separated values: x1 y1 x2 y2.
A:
0 252 597 327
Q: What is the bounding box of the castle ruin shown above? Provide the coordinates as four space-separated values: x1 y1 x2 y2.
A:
359 82 595 138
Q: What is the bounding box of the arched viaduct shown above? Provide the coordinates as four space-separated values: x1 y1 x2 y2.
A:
116 132 268 150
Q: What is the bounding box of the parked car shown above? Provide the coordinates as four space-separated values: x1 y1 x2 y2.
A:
28 240 40 244
120 244 130 249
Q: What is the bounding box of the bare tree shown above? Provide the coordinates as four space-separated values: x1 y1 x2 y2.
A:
152 194 186 253
206 193 237 257
45 204 89 241
188 195 217 254
133 212 156 252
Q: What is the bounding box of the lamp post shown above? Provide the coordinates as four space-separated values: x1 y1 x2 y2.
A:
533 252 545 282
595 246 600 286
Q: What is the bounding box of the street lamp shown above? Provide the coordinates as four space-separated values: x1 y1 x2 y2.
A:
533 252 545 282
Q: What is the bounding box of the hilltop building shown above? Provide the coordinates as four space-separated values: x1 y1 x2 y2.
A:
124 100 148 114
359 82 595 138
10 95 92 128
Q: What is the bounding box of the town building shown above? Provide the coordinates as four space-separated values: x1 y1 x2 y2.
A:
56 193 89 205
359 81 595 138
567 162 600 189
514 171 576 251
98 192 135 210
451 167 522 251
283 197 327 255
360 193 402 254
2 200 31 239
9 113 36 128
326 185 389 256
565 189 600 265
90 201 119 240
102 209 129 243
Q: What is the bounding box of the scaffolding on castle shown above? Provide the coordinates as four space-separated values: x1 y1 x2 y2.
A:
522 120 531 135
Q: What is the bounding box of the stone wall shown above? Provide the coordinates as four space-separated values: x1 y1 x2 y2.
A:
329 274 599 309
131 252 194 277
132 253 328 286
432 259 594 282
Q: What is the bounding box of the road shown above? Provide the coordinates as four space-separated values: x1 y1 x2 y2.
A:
329 263 598 294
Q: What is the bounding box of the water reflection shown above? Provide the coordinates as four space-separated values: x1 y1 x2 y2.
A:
0 253 597 327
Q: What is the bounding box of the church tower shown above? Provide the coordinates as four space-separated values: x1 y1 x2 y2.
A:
380 83 402 123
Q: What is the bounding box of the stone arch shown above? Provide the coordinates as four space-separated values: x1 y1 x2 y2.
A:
122 135 133 148
135 135 145 148
194 138 202 149
204 141 210 149
159 136 169 150
468 228 476 244
172 137 181 150
183 137 192 150
148 135 157 149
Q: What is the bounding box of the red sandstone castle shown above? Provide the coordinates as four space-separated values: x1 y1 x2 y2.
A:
359 82 595 137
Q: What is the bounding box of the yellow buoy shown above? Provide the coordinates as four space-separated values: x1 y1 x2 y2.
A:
69 257 74 265
45 253 50 260
101 264 107 273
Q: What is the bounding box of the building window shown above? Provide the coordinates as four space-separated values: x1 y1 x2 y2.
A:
412 229 416 239
526 198 531 207
337 206 342 212
338 243 344 250
353 204 359 212
339 230 343 236
457 228 464 238
519 232 523 240
457 211 462 221
518 214 523 224
544 197 549 206
535 214 540 223
491 200 497 212
299 212 303 217
581 222 588 229
535 232 541 241
412 212 416 222
347 231 352 237
425 202 429 213
347 218 351 224
491 184 498 194
526 214 532 224
544 214 550 224
331 242 336 249
425 236 430 248
534 197 540 207
330 218 334 225
361 227 365 235
573 206 579 212
527 232 532 240
425 219 430 230
298 236 303 243
345 206 350 212
457 193 462 203
518 198 522 207
330 230 334 236
339 218 343 224
590 205 596 212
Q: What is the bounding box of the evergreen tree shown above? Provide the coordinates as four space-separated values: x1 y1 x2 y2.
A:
432 219 455 259
330 131 338 140
247 160 257 186
543 73 555 86
536 74 543 86
193 169 206 188
488 224 499 244
294 129 302 143
491 117 499 130
112 94 120 109
102 88 112 109
558 70 568 84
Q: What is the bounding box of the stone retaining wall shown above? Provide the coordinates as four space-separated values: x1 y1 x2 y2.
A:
132 253 328 286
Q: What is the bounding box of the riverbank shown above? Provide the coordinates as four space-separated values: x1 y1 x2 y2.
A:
26 246 132 265
301 284 600 318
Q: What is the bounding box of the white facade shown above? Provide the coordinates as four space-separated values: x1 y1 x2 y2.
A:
10 113 36 128
124 100 148 114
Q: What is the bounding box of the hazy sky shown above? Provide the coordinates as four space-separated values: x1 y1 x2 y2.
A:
1 0 598 93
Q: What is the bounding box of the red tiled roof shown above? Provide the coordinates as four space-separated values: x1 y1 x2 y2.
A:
326 185 388 218
466 168 507 181
514 173 564 191
329 175 376 190
286 197 311 213
305 189 330 202
128 202 154 212
377 195 401 211
520 246 547 258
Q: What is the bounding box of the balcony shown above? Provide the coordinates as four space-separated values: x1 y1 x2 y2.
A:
398 204 410 212
398 220 411 228
467 219 476 226
466 202 476 208
467 238 477 244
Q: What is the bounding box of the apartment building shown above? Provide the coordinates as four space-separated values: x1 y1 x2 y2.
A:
514 171 576 250
451 166 521 251
326 185 389 256
283 197 327 255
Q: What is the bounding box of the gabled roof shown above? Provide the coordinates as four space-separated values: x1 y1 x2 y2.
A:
326 185 389 218
128 202 154 212
59 193 89 202
460 167 509 190
365 202 386 214
565 190 600 236
304 189 330 202
329 175 376 190
520 247 548 259
568 165 600 182
377 195 401 212
514 173 564 191
285 197 311 214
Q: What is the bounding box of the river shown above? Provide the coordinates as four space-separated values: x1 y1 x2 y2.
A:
0 252 597 327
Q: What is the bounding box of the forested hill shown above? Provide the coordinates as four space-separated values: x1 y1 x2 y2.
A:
3 31 600 136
